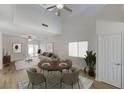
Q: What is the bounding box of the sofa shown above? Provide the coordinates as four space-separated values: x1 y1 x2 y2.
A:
39 52 60 62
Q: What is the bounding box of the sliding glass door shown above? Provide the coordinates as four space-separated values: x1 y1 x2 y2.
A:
28 44 38 57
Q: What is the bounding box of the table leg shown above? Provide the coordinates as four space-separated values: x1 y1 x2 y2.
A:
43 69 44 74
68 69 69 72
47 70 49 76
60 70 63 74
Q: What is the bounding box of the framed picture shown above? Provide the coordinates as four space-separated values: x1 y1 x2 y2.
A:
46 42 54 53
13 44 22 53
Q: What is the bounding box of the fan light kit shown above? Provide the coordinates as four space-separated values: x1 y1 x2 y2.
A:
56 4 64 9
46 4 72 16
28 36 32 42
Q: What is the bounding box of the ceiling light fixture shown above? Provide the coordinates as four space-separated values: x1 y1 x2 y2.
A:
28 36 32 42
56 4 64 9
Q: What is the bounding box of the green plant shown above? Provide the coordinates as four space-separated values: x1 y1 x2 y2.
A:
84 50 96 76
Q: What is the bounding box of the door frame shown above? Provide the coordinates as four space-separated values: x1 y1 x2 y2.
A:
121 32 124 88
96 33 122 88
96 20 124 89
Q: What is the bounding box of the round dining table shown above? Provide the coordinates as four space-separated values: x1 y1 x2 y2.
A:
38 60 72 73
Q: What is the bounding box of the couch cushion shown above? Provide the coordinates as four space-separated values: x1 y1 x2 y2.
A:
39 55 53 62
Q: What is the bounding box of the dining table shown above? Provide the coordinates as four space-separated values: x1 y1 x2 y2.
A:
38 60 72 74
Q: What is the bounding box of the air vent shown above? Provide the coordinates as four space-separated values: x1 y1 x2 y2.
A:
42 23 48 27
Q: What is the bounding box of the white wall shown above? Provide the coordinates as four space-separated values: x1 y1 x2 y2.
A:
15 4 62 34
0 32 3 69
96 20 124 35
53 18 96 69
3 34 40 62
3 35 27 61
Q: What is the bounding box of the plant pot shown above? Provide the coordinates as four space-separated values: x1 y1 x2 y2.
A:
88 69 95 76
84 67 89 74
84 67 87 74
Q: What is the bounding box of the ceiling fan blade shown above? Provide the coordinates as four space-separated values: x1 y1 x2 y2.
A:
63 6 72 12
51 8 58 13
47 5 56 9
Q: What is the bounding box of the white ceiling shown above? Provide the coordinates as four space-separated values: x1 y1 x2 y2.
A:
0 21 56 40
0 4 60 40
0 4 124 40
40 4 124 19
40 4 106 18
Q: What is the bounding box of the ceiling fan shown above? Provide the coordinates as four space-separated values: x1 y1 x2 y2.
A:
46 4 72 16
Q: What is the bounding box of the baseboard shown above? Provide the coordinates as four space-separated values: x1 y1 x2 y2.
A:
95 75 102 81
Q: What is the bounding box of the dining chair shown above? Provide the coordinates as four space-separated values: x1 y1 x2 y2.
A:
60 68 80 89
27 68 47 89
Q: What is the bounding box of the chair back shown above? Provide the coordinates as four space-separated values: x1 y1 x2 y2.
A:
61 69 80 85
71 69 80 81
27 68 45 85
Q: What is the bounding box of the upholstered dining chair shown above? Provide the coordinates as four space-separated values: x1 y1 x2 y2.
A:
60 68 80 89
27 68 47 89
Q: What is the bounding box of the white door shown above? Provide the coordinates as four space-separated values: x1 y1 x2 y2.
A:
99 34 122 88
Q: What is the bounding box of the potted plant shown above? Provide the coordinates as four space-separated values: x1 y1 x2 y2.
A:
84 51 96 76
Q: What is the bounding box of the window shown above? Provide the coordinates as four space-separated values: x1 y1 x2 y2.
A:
69 42 78 57
28 44 38 57
69 41 88 57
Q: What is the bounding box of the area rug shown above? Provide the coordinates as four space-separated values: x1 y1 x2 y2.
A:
15 58 39 70
18 71 93 89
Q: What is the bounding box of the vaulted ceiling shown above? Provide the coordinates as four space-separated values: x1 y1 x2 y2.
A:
0 4 124 40
40 4 124 19
0 4 61 40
